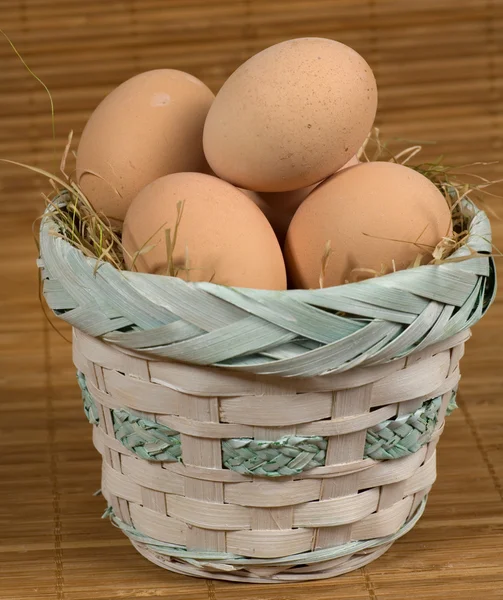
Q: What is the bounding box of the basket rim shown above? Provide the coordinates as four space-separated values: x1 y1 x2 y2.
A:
38 196 496 376
39 195 493 298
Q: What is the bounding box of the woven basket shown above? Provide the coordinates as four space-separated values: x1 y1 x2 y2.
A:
38 197 496 583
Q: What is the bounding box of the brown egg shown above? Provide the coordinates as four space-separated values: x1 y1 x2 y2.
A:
203 38 377 192
240 186 316 245
76 70 214 221
122 173 287 290
285 161 453 289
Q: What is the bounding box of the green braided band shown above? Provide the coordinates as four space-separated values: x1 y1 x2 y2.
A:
222 436 327 477
77 372 456 475
76 372 180 461
446 394 458 416
221 393 456 474
365 397 442 460
113 409 181 462
77 371 99 425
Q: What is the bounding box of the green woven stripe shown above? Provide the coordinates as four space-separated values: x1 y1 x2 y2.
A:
365 396 442 460
446 393 458 416
113 409 181 462
77 371 99 425
221 394 456 474
76 372 181 461
222 436 327 476
77 372 455 473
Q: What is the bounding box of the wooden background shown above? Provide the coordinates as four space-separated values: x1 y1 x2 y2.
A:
1 1 502 599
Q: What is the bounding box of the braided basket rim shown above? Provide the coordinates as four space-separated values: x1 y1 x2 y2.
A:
38 196 496 376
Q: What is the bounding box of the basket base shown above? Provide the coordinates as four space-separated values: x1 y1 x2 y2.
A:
132 539 394 583
106 495 428 583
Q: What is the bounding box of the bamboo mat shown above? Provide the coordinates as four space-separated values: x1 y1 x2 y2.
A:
1 1 503 598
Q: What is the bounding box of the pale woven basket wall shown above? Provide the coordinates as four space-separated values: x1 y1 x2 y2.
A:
74 328 463 582
37 196 496 581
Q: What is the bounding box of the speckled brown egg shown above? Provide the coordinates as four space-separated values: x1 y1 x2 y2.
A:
76 70 214 221
203 38 377 192
285 161 453 289
122 172 287 290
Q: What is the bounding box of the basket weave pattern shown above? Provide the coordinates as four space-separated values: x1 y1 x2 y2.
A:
75 327 465 581
78 372 455 472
